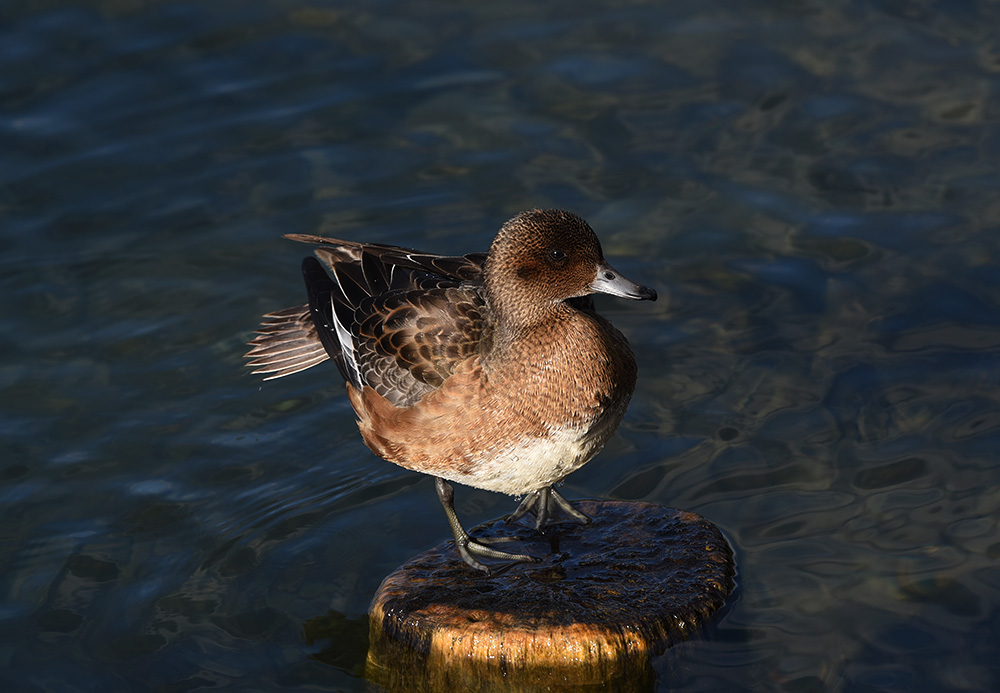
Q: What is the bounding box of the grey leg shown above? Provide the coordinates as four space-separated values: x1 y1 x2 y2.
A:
435 477 538 575
507 486 592 530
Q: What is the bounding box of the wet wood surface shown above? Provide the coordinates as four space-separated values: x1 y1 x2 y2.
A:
366 500 736 691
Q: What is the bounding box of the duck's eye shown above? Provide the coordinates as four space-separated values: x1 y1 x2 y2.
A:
548 248 567 263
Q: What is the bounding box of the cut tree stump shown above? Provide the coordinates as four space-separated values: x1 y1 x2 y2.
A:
366 500 735 691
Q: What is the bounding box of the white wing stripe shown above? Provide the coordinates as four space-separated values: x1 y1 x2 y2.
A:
330 294 361 386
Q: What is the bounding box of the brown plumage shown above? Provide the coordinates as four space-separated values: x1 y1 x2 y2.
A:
245 209 656 573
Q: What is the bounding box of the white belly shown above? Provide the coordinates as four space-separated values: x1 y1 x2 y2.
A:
451 426 598 496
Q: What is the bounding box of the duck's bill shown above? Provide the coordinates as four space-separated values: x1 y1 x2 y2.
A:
590 262 657 301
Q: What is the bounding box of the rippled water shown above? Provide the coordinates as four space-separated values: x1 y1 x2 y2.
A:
2 1 999 691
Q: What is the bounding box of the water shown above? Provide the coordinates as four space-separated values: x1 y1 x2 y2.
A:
2 0 999 690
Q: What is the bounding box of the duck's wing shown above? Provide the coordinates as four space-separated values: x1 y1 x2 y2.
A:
354 285 488 407
245 236 486 384
304 248 488 408
284 233 486 284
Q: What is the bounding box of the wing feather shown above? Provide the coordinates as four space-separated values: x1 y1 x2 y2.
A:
246 235 490 404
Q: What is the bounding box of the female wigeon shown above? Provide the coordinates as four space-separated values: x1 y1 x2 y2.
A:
246 209 656 574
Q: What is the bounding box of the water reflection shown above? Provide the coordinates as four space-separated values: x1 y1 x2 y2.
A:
1 0 999 691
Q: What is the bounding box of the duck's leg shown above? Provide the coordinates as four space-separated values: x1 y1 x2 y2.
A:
507 486 592 531
435 477 538 575
507 487 552 528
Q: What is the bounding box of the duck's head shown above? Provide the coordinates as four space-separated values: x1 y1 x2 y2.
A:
483 209 656 325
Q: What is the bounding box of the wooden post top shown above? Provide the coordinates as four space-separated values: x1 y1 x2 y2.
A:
366 500 736 691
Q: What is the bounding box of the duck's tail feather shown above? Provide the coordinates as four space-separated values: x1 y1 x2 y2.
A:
244 304 330 380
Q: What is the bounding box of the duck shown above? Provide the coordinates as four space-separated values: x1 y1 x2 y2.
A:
245 209 656 574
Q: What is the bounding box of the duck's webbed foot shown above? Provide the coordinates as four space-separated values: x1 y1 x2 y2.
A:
506 485 592 531
435 477 539 575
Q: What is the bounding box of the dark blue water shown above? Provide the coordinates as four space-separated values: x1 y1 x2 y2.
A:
2 1 999 691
